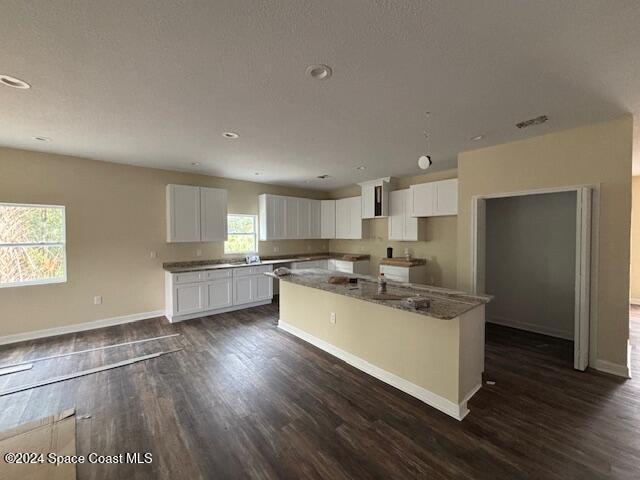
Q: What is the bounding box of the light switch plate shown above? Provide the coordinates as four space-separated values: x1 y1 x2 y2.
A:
330 312 336 324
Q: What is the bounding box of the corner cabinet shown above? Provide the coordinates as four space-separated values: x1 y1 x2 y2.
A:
409 179 458 217
258 194 321 240
167 184 228 242
165 265 273 323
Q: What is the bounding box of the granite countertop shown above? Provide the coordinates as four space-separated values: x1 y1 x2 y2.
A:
163 253 370 273
268 268 492 320
379 257 427 267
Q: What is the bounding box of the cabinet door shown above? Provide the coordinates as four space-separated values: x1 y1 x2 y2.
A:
174 283 206 315
297 198 311 239
233 276 253 305
255 275 273 301
167 184 201 242
388 190 405 241
309 200 321 238
435 179 458 216
272 195 286 239
361 184 375 219
333 260 354 273
335 198 349 239
349 196 362 239
285 197 298 239
410 183 435 217
403 189 418 240
321 200 336 239
205 278 233 310
200 187 227 241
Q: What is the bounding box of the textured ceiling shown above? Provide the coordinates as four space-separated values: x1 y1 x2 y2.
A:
1 0 639 188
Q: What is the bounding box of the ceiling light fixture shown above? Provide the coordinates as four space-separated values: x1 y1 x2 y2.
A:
470 134 484 141
191 162 201 166
0 74 31 89
254 172 260 176
356 165 366 171
418 112 433 170
33 136 51 142
223 132 239 139
306 64 332 80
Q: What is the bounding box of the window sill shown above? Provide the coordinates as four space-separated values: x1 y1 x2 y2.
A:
0 277 67 289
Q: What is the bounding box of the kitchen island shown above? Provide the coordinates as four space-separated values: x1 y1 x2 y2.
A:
269 269 491 420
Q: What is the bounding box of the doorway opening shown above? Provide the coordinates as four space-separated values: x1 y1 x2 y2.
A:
471 186 594 371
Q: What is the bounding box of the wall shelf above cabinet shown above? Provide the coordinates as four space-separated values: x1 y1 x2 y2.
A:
409 178 458 217
166 184 227 243
358 177 395 219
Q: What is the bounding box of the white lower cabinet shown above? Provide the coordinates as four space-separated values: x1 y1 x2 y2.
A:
165 265 273 322
328 259 370 275
379 264 427 284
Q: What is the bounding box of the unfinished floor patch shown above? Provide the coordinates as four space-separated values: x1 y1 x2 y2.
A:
0 409 76 480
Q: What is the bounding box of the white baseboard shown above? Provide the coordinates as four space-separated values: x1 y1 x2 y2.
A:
592 358 631 379
277 320 476 421
487 315 573 341
0 310 165 346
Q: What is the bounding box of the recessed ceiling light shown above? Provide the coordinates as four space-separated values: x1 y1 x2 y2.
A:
0 74 31 89
33 136 51 142
306 64 332 80
191 162 201 166
356 165 366 171
470 135 484 141
223 132 239 139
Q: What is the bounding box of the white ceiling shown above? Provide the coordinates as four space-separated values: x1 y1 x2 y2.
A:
1 0 640 189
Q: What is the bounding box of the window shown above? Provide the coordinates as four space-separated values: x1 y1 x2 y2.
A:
0 203 66 287
224 214 257 255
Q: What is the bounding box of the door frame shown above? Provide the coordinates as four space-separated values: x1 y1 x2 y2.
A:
470 184 600 370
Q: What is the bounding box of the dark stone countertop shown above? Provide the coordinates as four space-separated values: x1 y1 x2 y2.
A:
268 269 492 320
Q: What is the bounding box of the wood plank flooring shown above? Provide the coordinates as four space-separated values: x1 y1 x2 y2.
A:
0 302 638 479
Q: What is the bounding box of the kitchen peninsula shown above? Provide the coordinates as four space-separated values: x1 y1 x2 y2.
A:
270 269 491 420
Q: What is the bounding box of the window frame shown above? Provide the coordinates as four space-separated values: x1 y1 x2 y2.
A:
0 202 67 288
224 213 258 255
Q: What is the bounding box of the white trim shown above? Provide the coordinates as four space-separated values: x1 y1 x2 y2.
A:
166 299 271 323
277 320 476 421
630 298 640 306
470 184 600 371
0 310 165 346
487 315 574 341
591 358 631 379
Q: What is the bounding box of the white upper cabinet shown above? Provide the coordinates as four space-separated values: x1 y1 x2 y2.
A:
259 194 321 240
200 187 228 241
409 179 458 217
335 196 363 239
321 200 336 239
309 199 321 239
359 177 392 219
388 189 419 241
167 184 227 242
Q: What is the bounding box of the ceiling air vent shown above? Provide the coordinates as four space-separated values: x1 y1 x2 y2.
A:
516 115 548 129
316 174 330 179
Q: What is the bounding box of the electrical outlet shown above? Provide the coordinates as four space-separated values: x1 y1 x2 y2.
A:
330 312 336 324
307 244 312 251
94 296 102 305
149 251 158 259
273 246 280 253
196 249 202 257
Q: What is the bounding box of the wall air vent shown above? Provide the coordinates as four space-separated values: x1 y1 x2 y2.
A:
516 115 548 129
316 174 330 179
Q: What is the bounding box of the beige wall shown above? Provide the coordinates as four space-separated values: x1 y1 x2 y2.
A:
485 192 577 339
328 169 458 288
457 115 633 366
0 147 329 337
630 177 640 301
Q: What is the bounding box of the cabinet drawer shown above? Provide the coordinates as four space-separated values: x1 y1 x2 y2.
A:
233 264 273 276
380 265 410 281
205 269 232 280
173 272 203 284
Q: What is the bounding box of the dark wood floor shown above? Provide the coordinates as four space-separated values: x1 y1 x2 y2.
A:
0 303 639 479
